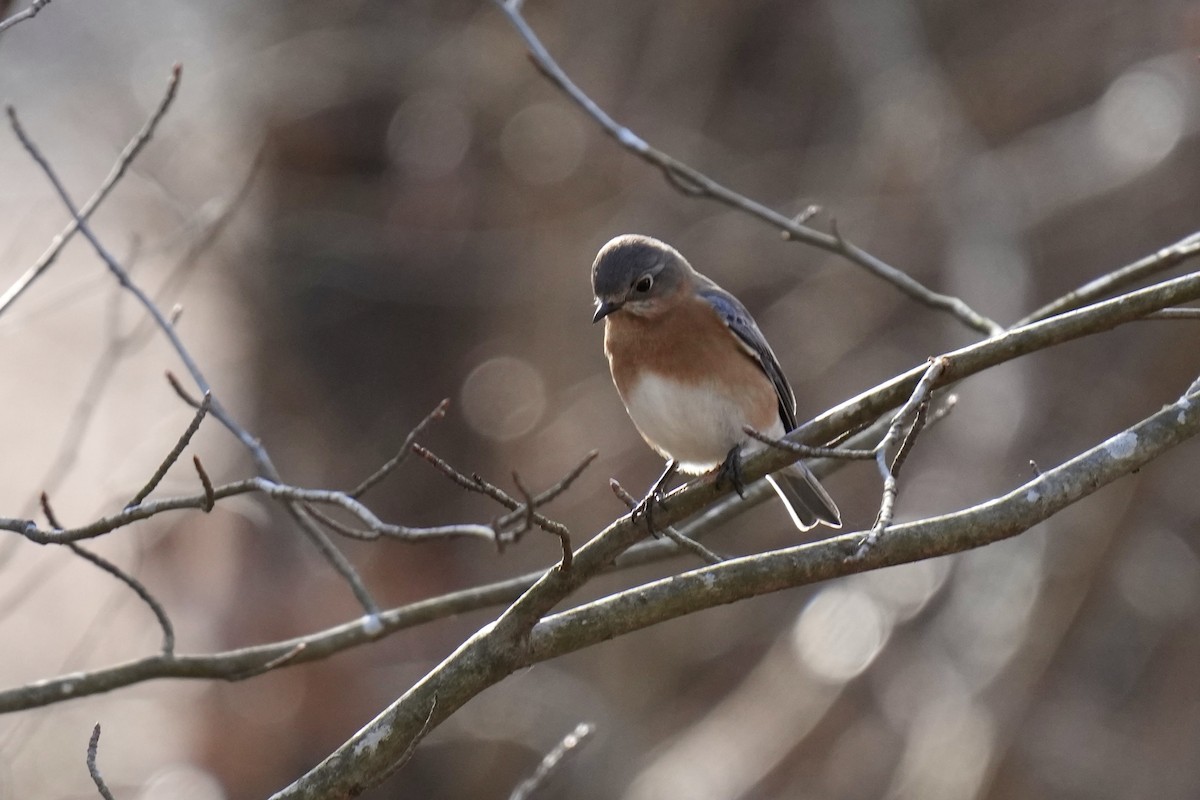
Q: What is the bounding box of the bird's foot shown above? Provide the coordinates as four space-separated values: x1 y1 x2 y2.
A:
715 446 747 499
632 489 669 537
633 459 679 536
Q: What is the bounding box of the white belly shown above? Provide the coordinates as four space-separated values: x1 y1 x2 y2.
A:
623 373 784 473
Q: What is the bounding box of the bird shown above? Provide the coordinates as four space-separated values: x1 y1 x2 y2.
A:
591 233 841 532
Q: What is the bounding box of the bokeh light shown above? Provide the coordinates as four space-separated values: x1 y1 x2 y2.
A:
461 355 547 441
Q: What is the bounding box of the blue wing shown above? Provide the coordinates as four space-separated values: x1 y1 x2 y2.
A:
698 287 798 431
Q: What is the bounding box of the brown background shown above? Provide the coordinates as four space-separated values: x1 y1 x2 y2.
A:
2 1 1200 798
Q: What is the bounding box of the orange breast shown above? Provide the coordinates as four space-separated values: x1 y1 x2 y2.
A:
603 295 780 438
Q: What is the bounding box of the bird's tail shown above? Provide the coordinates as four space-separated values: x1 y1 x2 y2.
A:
765 463 841 532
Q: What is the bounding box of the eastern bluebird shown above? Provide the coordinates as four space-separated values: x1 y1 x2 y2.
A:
592 234 841 532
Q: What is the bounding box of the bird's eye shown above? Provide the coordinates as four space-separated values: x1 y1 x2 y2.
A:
635 275 654 293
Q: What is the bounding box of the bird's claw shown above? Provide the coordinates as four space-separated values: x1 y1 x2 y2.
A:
715 446 747 499
632 490 669 536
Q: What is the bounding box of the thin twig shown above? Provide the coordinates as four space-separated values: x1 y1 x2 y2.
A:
1144 307 1200 320
492 451 598 534
412 444 579 544
66 543 176 656
1019 230 1200 325
386 696 438 784
87 724 117 800
38 492 61 530
0 0 50 35
492 0 1002 337
126 392 211 508
859 356 948 554
743 428 876 461
164 370 202 408
42 493 176 654
509 722 596 800
0 63 179 318
4 476 498 545
350 399 449 498
611 479 723 565
888 394 930 479
514 471 571 570
193 456 215 512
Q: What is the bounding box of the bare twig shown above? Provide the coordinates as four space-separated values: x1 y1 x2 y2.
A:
126 392 211 508
164 370 202 408
0 64 179 318
1144 307 1200 320
491 0 1002 337
193 456 215 512
509 722 596 800
384 696 438 785
859 356 947 553
1019 230 1200 325
412 444 583 547
4 476 498 545
6 103 381 617
42 493 176 654
611 479 724 565
87 724 117 800
65 542 176 656
743 428 875 461
38 491 61 530
492 451 598 536
0 0 50 35
350 399 449 498
514 472 571 570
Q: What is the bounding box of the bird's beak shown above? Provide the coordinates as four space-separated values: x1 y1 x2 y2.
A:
592 298 621 323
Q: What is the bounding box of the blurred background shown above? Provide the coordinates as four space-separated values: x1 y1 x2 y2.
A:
2 0 1200 797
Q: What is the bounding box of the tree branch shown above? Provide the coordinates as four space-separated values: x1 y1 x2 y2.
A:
0 0 50 35
268 268 1200 799
490 0 1003 337
0 64 180 318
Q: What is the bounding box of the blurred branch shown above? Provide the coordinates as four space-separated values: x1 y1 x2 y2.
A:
490 0 1003 337
0 0 50 35
1019 229 1200 325
5 98 383 618
0 64 180 318
508 722 595 800
86 724 117 800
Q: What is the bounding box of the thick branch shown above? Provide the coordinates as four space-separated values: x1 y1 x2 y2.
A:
527 385 1200 660
268 269 1200 799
